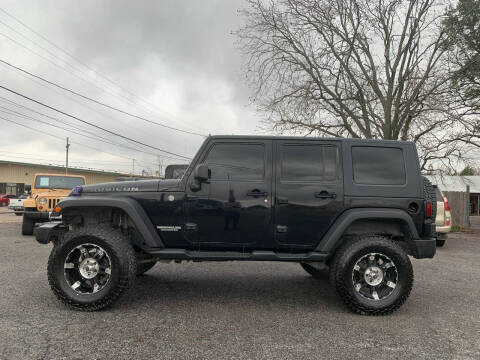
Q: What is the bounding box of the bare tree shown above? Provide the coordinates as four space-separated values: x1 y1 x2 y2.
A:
237 0 479 170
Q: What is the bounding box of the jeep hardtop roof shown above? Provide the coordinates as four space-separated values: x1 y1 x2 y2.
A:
207 135 415 145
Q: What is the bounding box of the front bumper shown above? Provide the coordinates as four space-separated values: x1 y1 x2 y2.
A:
34 221 67 244
23 211 50 220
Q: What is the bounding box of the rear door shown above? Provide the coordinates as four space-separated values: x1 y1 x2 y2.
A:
273 140 344 250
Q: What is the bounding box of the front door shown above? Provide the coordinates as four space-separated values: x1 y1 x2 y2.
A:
273 140 344 250
184 140 273 250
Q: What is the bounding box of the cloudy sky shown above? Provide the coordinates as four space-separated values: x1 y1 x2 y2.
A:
0 0 263 175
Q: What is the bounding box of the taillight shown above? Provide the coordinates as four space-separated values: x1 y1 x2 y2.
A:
442 196 450 211
426 202 432 217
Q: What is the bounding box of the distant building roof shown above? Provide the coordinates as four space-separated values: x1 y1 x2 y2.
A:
0 159 130 177
426 175 480 193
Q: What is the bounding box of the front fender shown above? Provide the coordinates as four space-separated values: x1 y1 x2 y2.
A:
315 208 420 253
23 197 36 209
58 196 164 248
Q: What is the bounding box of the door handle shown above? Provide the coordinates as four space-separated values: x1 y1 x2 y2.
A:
247 189 268 197
314 191 337 199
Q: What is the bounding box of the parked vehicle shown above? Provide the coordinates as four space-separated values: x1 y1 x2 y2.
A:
0 194 10 207
8 194 28 215
434 186 451 247
164 164 189 179
22 174 86 235
35 136 437 314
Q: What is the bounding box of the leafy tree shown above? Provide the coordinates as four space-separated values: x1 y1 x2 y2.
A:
460 165 477 176
444 0 480 112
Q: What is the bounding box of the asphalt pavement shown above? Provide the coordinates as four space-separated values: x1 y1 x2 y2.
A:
0 211 479 359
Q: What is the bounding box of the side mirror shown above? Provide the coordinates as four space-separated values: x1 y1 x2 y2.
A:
190 164 210 192
194 164 210 182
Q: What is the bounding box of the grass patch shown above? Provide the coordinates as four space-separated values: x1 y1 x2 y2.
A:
450 225 461 232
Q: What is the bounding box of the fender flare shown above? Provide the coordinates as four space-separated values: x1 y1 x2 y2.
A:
58 196 164 248
315 208 420 253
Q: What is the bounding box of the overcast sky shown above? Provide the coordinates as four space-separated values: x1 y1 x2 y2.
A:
0 0 263 175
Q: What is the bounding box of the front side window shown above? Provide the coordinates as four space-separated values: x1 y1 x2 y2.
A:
204 143 265 181
35 176 85 189
281 144 338 181
352 147 406 185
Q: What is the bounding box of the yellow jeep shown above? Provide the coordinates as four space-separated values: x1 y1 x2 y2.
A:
22 173 86 235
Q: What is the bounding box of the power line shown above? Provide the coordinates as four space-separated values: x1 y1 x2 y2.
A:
0 58 206 137
0 85 192 160
0 115 162 167
0 8 208 134
0 99 188 161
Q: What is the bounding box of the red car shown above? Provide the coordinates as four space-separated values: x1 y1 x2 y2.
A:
0 194 10 207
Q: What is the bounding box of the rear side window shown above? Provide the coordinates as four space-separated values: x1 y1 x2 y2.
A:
281 144 338 181
205 143 265 181
352 146 406 185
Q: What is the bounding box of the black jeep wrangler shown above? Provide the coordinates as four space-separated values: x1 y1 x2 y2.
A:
36 136 437 315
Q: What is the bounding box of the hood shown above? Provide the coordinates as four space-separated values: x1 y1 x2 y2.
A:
80 179 182 194
33 189 71 198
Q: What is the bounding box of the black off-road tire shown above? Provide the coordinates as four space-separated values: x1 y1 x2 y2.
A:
329 234 413 315
47 225 136 311
436 238 446 247
423 177 437 219
22 215 34 235
300 263 327 279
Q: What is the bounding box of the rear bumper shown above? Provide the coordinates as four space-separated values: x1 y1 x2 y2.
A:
8 206 24 211
436 224 451 234
412 238 436 259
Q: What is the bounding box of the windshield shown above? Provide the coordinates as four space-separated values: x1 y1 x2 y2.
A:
34 175 85 189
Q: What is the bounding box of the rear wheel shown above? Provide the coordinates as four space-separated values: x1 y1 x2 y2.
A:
329 234 413 315
22 215 34 235
47 225 136 311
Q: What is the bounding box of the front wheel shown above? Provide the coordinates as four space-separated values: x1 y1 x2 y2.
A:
330 235 413 315
22 215 34 235
47 225 136 311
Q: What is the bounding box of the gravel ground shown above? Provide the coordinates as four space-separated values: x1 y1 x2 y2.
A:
0 211 479 360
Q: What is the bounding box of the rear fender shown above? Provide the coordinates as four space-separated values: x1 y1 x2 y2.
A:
315 208 419 253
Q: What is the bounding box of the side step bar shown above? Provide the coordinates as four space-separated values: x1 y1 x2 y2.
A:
148 248 329 262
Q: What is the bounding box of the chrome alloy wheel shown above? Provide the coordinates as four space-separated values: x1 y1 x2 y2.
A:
351 253 398 301
64 244 112 294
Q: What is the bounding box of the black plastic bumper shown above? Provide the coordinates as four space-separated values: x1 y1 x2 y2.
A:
34 221 66 244
412 238 436 259
24 211 50 220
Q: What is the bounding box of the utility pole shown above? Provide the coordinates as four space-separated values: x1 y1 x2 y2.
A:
65 137 70 174
157 155 163 177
